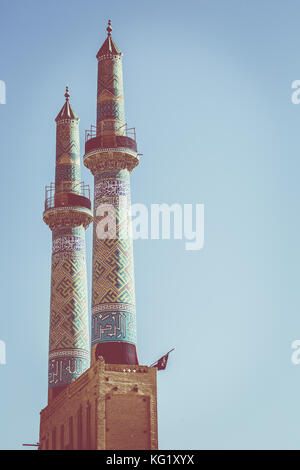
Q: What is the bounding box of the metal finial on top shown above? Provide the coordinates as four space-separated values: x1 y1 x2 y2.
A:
107 19 112 36
65 86 70 101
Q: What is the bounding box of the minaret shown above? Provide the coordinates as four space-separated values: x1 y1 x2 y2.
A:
39 34 158 452
84 21 140 365
43 88 93 401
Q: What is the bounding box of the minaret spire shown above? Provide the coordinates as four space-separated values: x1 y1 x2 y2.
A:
84 23 140 365
56 86 78 121
107 19 112 36
43 89 93 402
65 85 70 100
96 20 122 60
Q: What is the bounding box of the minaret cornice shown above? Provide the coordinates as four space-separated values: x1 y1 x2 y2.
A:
97 52 122 62
84 149 139 175
43 206 93 231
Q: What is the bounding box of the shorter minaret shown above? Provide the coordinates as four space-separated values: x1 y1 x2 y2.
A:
43 88 93 401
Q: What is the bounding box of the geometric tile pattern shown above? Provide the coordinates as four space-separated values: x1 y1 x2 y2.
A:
56 122 80 165
91 169 137 346
55 164 80 184
55 120 81 195
49 226 90 388
97 55 125 134
97 101 124 121
97 57 123 97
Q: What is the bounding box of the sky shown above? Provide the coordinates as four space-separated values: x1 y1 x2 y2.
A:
1 0 300 450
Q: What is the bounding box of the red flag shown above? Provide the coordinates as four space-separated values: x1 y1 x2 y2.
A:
151 348 174 370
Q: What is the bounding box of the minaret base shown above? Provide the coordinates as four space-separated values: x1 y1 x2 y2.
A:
94 342 138 366
39 357 158 450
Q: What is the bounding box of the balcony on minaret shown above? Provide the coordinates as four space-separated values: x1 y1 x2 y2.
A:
84 122 137 155
44 181 91 212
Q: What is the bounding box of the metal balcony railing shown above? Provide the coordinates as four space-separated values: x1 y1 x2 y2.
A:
85 124 97 142
44 182 91 211
85 122 136 142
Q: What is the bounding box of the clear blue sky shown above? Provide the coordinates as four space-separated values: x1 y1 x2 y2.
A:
1 0 300 450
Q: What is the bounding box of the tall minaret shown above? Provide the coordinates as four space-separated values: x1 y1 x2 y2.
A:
84 21 140 365
43 88 93 401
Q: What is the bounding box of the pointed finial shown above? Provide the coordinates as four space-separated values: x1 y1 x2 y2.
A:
107 19 112 36
65 85 70 102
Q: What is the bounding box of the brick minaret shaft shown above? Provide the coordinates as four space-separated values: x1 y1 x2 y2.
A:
84 21 140 365
43 88 93 401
